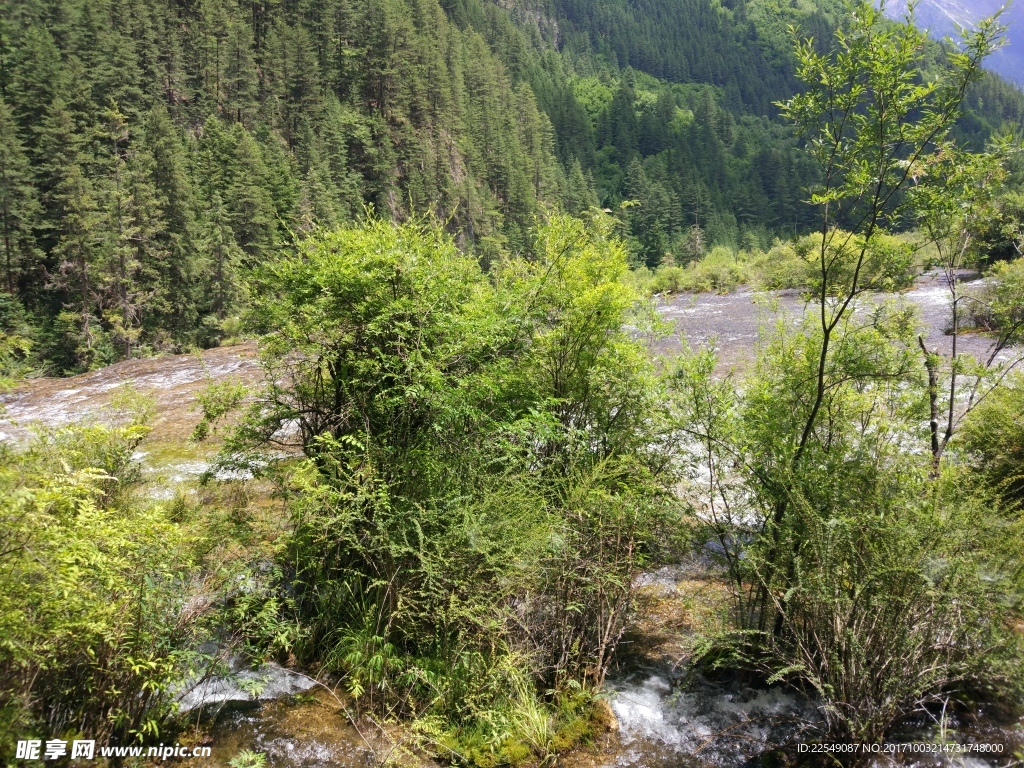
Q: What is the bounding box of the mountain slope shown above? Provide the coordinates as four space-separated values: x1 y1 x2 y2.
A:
2 0 1023 376
885 0 1024 87
0 0 567 371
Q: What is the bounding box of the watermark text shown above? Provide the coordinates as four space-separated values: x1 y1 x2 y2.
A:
17 739 212 761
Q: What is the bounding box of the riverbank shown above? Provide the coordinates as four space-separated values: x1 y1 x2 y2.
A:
2 270 1021 768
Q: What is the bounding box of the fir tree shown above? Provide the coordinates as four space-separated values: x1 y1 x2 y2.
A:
51 156 103 368
101 104 167 358
0 95 40 295
201 191 244 332
0 0 1018 370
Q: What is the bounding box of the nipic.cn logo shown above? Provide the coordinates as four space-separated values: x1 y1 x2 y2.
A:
15 739 213 761
16 739 94 761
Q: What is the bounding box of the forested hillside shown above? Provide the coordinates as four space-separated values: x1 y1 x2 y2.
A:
0 0 568 372
2 0 1023 373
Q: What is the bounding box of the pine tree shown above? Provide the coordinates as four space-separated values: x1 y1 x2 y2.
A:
223 13 259 124
51 157 103 369
143 104 199 340
604 79 638 163
230 124 289 258
101 104 167 359
35 97 105 368
514 81 558 202
195 0 232 113
318 97 362 218
0 95 40 295
201 191 244 331
7 26 65 143
563 156 597 216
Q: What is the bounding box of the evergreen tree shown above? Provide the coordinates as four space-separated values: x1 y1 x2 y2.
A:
0 95 39 295
101 104 167 358
223 10 259 124
7 26 65 143
143 104 199 340
563 156 597 216
50 153 104 369
201 191 244 333
227 124 282 260
0 0 1019 371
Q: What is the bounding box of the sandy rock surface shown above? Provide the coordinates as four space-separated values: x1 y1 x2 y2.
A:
0 341 263 445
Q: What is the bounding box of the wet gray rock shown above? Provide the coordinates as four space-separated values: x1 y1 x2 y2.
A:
175 657 317 715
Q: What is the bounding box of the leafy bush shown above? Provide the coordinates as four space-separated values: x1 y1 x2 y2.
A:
752 237 812 289
651 246 751 293
754 231 916 292
639 232 917 295
190 377 249 442
0 294 41 388
673 305 1022 747
0 423 201 753
231 214 674 759
962 257 1024 346
757 473 1015 744
0 405 301 759
958 374 1024 501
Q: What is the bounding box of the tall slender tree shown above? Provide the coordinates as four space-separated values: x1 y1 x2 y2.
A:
0 95 39 295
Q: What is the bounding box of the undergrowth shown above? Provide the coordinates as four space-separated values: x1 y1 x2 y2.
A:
631 230 919 295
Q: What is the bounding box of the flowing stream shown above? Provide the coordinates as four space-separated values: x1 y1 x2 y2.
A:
651 271 1014 369
605 569 1023 768
190 564 1023 768
606 643 1024 768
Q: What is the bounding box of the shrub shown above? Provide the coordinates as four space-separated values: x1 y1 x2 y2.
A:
641 232 917 296
958 374 1024 501
756 477 1014 744
0 424 200 753
673 306 1021 749
753 238 810 289
962 257 1024 345
754 231 916 292
0 414 296 758
231 215 675 758
650 246 751 293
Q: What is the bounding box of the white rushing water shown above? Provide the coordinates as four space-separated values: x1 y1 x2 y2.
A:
609 671 819 766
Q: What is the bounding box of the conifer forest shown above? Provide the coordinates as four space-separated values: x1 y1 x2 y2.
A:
1 0 1023 766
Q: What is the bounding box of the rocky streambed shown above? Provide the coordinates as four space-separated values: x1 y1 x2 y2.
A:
0 271 1012 450
605 566 1024 768
0 341 262 445
182 562 1023 768
652 271 1014 369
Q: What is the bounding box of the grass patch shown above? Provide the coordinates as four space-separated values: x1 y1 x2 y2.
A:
432 688 612 767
